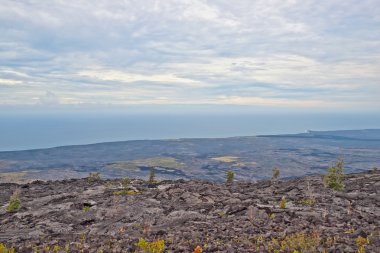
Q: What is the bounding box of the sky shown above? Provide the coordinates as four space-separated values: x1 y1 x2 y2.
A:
1 0 380 112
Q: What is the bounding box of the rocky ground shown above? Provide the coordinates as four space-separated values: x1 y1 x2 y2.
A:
0 171 379 252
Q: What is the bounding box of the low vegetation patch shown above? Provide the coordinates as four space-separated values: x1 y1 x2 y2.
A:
264 231 322 252
271 167 280 182
135 238 165 253
6 189 21 213
226 170 234 184
211 156 239 163
113 177 138 195
0 243 15 253
323 158 345 191
88 172 101 182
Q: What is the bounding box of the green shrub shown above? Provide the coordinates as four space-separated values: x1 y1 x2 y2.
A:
114 177 138 195
6 190 21 213
0 243 15 253
88 172 101 182
272 167 280 181
121 177 130 188
226 171 234 184
113 189 138 195
135 238 165 253
323 158 345 191
149 167 156 185
279 196 286 209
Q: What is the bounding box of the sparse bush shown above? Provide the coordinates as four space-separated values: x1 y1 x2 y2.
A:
272 167 280 182
149 167 156 185
135 238 165 253
114 177 138 195
279 196 286 209
193 245 203 253
6 190 21 213
113 189 138 195
356 236 369 253
226 170 234 184
323 158 345 191
371 167 378 173
121 177 130 188
0 243 15 253
266 231 322 252
88 172 101 182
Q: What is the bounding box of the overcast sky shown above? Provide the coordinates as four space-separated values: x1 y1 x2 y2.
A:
1 0 379 112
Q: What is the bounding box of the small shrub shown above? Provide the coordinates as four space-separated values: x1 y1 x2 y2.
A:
226 170 234 184
0 243 15 253
82 206 90 212
121 177 130 189
356 236 369 253
272 167 280 181
88 172 101 182
323 158 345 191
114 177 138 195
52 245 60 253
266 231 321 252
193 245 203 253
113 189 138 195
149 167 156 185
280 196 286 209
6 190 21 213
135 238 165 253
371 167 378 173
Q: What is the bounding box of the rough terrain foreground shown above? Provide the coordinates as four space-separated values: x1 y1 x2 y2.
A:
0 171 379 252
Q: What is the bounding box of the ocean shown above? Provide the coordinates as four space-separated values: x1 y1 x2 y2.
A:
1 111 380 151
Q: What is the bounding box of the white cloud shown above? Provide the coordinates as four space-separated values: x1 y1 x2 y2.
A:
78 69 202 86
0 0 379 110
38 91 61 106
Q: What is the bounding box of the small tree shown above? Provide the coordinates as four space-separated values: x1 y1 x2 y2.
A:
121 177 130 189
149 167 156 185
272 167 280 182
88 172 101 183
226 170 234 184
323 158 345 191
6 189 21 213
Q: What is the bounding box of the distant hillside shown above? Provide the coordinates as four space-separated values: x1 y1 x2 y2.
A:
259 129 380 140
0 129 380 183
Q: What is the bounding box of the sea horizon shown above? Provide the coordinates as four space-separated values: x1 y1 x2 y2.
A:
1 111 380 152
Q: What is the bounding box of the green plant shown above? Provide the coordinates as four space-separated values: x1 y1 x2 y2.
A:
266 231 322 252
113 189 138 195
121 177 130 188
226 170 234 184
356 236 369 253
149 167 156 185
82 206 90 212
323 158 345 191
280 196 286 209
272 167 280 181
0 243 15 253
88 172 101 182
193 245 203 253
135 238 165 253
6 190 21 213
114 177 138 195
52 245 60 253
